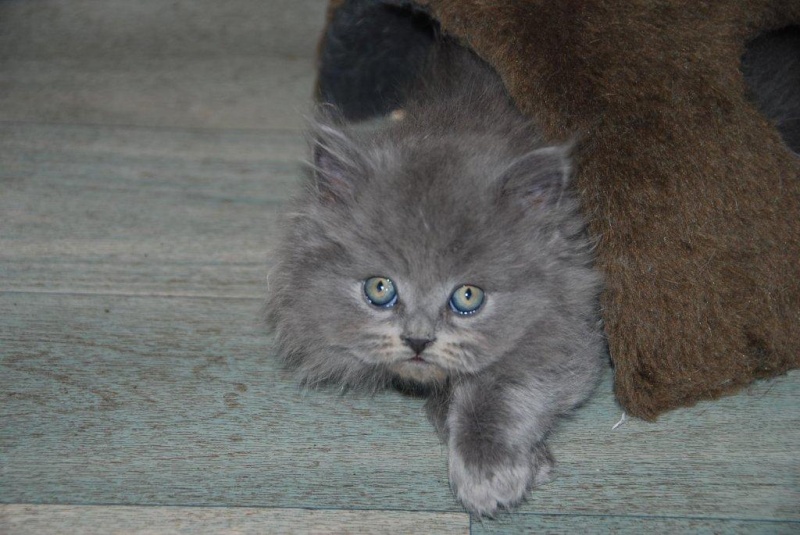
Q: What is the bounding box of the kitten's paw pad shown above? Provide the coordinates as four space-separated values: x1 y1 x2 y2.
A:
448 452 531 517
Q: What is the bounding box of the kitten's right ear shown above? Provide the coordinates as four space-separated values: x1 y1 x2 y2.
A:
496 145 572 209
310 122 365 204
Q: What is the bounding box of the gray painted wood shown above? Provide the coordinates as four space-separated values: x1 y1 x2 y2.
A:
0 0 325 131
0 57 316 131
472 514 800 534
0 292 455 511
1 292 797 520
0 505 471 534
0 0 328 61
1 122 303 297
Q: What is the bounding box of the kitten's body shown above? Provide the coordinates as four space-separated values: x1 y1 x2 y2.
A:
267 40 606 516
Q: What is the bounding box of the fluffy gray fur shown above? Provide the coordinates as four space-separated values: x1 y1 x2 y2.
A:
267 41 606 516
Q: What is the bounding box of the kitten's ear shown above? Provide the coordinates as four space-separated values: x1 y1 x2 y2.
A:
310 122 367 204
496 145 572 209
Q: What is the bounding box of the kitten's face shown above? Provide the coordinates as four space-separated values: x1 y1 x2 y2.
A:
340 275 492 384
268 122 584 387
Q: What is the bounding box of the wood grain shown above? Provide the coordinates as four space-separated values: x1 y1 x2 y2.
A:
0 57 316 131
0 504 470 534
1 292 797 520
0 292 455 511
0 0 327 61
472 514 800 534
0 122 303 297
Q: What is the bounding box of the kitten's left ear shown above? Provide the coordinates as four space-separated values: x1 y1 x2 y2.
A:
310 121 367 205
496 145 572 208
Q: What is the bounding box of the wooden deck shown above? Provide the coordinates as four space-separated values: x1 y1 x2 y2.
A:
1 1 798 533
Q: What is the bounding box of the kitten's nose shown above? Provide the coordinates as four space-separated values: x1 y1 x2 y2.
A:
402 336 435 355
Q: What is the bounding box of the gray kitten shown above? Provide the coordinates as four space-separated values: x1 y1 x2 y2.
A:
267 41 606 516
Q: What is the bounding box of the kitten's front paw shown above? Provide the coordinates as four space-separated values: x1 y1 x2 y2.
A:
448 446 553 517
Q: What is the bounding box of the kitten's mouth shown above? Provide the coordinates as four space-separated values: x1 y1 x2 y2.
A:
389 354 447 384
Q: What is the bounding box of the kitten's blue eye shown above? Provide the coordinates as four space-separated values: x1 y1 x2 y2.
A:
449 285 485 315
364 277 397 307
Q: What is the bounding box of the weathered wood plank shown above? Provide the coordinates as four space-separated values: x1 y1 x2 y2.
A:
0 0 327 61
1 292 797 520
472 514 800 534
0 292 456 512
0 57 316 130
541 371 800 521
540 371 800 520
0 122 305 297
0 504 470 535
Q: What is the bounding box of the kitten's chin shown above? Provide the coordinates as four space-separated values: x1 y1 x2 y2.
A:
389 358 449 385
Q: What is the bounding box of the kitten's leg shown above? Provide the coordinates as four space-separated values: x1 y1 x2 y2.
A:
423 385 452 440
445 374 561 516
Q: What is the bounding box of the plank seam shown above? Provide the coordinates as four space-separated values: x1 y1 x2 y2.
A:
0 118 306 136
1 503 798 525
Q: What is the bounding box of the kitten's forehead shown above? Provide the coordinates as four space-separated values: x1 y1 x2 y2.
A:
374 141 497 228
348 155 499 284
312 131 547 290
